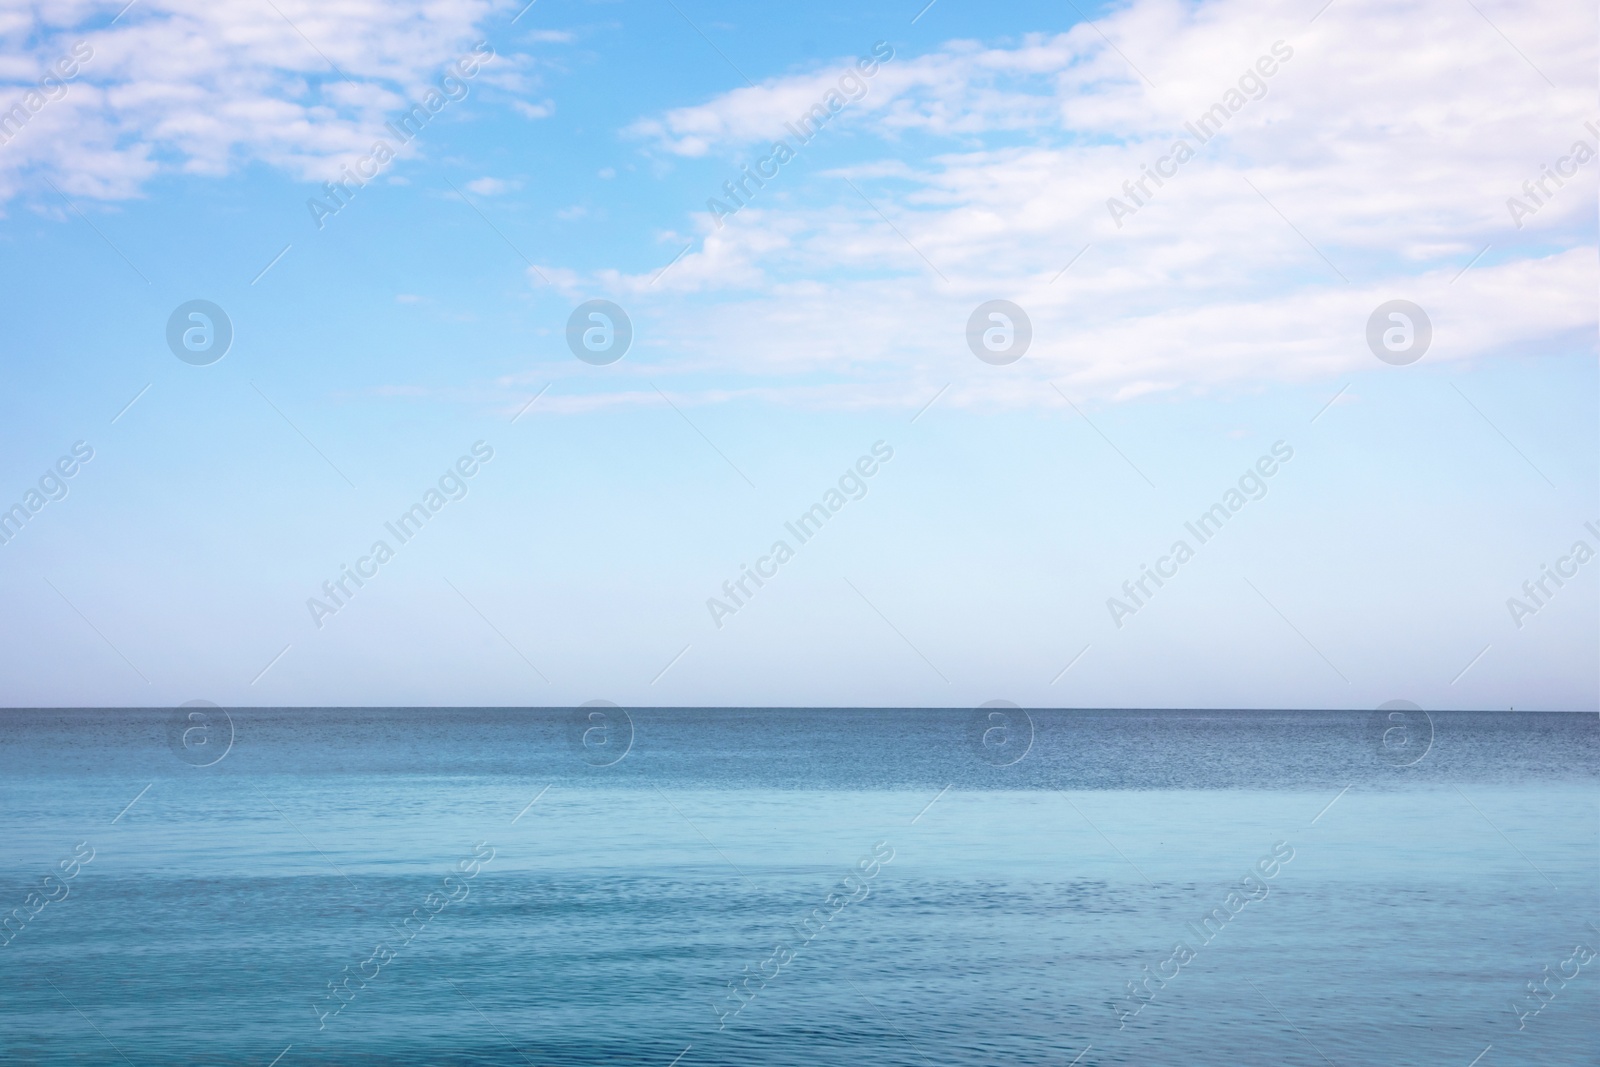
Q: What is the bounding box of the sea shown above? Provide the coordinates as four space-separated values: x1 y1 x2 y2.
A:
0 708 1595 1066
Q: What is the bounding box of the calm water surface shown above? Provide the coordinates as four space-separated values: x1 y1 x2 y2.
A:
1 709 1595 1065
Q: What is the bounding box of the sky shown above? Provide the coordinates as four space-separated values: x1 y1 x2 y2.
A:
0 0 1594 710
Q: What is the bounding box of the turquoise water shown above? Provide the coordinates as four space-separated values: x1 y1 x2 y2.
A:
1 709 1595 1065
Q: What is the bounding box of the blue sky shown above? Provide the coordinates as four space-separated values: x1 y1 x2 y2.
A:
0 0 1594 709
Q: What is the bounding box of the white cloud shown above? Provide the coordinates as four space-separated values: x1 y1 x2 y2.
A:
511 98 554 119
0 0 508 204
567 0 1596 406
465 175 518 195
7 0 1591 410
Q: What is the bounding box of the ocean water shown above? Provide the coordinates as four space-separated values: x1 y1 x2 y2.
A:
0 708 1595 1066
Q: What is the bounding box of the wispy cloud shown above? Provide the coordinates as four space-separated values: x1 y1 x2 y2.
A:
553 0 1595 406
465 176 519 195
0 0 507 203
